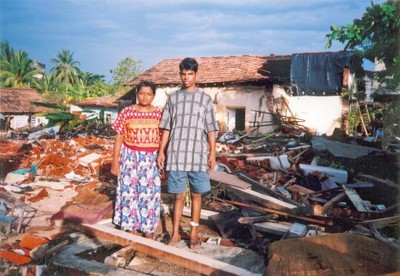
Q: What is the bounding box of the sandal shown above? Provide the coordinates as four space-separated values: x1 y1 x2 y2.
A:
189 238 202 249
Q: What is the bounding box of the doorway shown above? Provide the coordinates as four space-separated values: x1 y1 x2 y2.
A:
227 108 245 131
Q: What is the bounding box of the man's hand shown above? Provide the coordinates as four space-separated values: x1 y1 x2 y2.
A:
208 152 216 171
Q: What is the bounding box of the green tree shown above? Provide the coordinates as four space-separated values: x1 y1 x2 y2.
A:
76 71 114 100
326 1 400 89
38 74 65 104
50 49 81 85
110 56 143 86
0 41 42 88
38 74 57 94
79 71 105 86
86 81 113 98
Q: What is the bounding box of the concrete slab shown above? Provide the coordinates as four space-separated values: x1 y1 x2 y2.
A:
73 220 264 276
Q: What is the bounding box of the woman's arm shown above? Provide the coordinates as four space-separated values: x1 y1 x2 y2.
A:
111 133 123 176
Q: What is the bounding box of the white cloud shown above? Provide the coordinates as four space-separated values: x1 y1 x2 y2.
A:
2 0 387 79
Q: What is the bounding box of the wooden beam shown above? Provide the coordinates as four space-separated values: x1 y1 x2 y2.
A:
253 221 292 236
322 192 346 215
223 199 333 226
79 219 255 276
225 185 298 211
357 215 400 229
343 186 369 212
209 170 252 190
238 214 278 224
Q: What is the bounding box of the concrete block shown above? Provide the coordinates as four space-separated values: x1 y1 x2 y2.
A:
79 153 101 167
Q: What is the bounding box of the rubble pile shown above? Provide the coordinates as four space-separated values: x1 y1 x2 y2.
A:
0 129 398 275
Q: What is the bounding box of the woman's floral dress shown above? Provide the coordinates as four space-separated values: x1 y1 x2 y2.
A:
112 106 162 233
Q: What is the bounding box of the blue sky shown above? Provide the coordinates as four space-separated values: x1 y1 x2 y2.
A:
1 0 385 81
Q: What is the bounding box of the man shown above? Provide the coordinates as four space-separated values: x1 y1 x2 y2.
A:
157 57 219 249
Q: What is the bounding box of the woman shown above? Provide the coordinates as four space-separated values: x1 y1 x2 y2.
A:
111 80 162 239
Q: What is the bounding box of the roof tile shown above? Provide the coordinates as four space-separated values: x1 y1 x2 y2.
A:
0 88 52 114
126 55 272 86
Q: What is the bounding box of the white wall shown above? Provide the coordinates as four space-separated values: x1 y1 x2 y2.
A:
153 85 274 134
9 115 48 130
213 86 273 133
273 86 342 135
70 104 118 124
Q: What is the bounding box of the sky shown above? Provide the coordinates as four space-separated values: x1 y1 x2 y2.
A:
0 0 386 82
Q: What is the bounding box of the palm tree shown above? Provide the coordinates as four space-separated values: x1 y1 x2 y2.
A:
79 71 105 86
38 74 57 94
50 49 81 85
0 41 42 88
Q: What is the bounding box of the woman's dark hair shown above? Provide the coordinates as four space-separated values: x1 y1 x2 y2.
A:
179 57 198 73
137 80 156 95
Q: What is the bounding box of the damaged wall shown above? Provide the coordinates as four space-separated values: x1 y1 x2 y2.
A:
273 86 343 135
149 85 273 134
214 85 273 133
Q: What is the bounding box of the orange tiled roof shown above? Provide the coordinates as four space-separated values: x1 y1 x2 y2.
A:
76 95 118 107
126 55 273 86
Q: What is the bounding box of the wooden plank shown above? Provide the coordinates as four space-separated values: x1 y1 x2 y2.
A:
253 221 292 236
79 219 255 276
343 186 369 212
226 185 298 210
357 215 400 229
322 192 346 215
223 199 333 226
356 174 399 190
238 214 278 224
104 246 136 268
182 206 220 220
209 170 252 190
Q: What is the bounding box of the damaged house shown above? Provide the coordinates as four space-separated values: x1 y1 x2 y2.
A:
261 51 362 135
121 51 362 136
0 88 51 132
123 55 276 134
72 95 119 125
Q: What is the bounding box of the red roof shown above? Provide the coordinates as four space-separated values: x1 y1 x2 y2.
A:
76 95 118 107
126 55 273 86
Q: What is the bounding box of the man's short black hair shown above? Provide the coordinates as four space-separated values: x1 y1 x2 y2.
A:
137 80 156 95
179 57 198 73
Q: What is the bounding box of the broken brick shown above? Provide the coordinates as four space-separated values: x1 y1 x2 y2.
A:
19 233 49 249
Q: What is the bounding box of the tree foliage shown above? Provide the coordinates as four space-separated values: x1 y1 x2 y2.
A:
110 56 143 86
326 1 400 89
50 49 81 85
0 41 141 105
0 41 42 88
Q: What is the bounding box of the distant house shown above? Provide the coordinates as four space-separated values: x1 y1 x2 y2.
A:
123 55 277 133
0 88 52 131
73 95 119 124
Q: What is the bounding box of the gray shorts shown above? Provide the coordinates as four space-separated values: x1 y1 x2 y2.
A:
167 171 211 194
